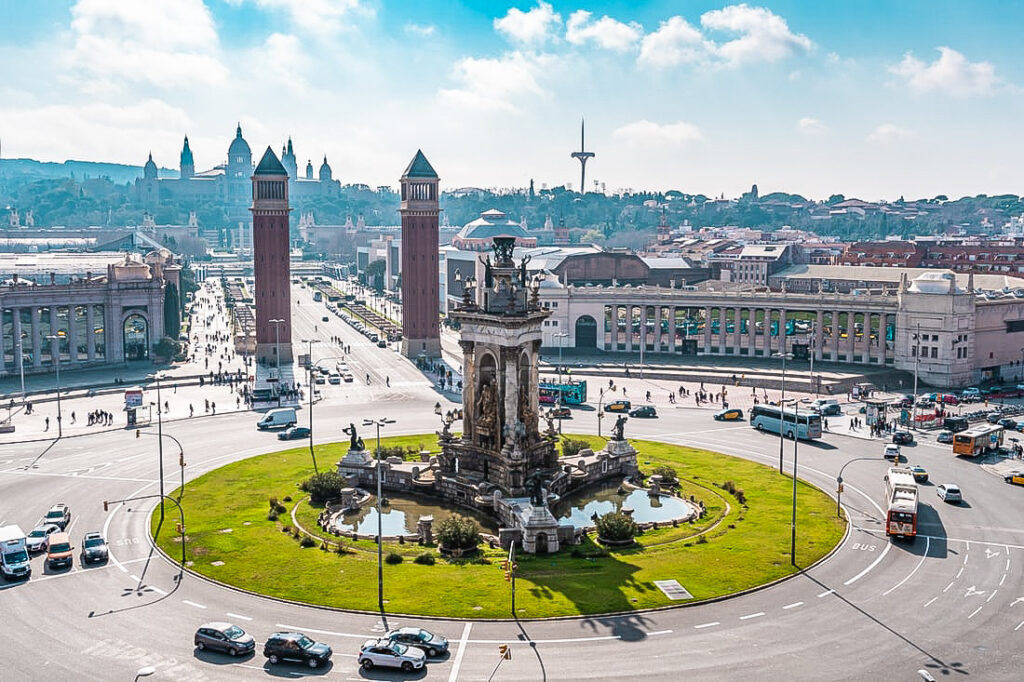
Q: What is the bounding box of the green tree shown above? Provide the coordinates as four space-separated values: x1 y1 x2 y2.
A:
436 514 480 551
595 512 638 543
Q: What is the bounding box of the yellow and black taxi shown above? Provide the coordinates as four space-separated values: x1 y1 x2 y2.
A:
604 400 632 413
713 408 745 421
1005 471 1024 486
907 465 929 483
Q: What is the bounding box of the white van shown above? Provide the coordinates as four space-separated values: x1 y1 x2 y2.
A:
257 407 297 430
0 525 31 580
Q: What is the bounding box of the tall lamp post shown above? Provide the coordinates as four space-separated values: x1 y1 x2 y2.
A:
363 416 395 615
773 352 792 473
911 323 920 430
301 338 320 473
789 399 800 566
835 456 886 517
553 332 569 433
597 385 616 438
154 372 167 523
15 335 25 404
44 334 63 438
269 318 284 404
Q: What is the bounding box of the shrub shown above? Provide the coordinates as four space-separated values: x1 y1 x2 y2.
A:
719 480 747 505
268 496 278 509
436 514 480 551
385 552 404 565
595 512 638 543
651 465 678 484
300 471 345 505
696 534 708 544
299 536 316 548
561 437 589 459
283 495 292 503
414 552 436 565
266 510 279 521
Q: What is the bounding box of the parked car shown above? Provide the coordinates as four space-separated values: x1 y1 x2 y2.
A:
25 524 60 553
384 627 449 657
893 395 914 408
44 503 71 530
263 632 332 668
714 408 745 421
987 413 1003 424
892 430 914 445
377 340 388 348
358 639 426 672
80 532 109 564
936 483 962 504
549 406 572 419
936 430 954 444
278 426 311 441
907 465 929 483
314 375 326 385
1004 471 1024 486
195 622 256 656
883 444 901 461
46 532 74 569
629 406 657 418
999 418 1018 430
604 400 631 413
328 373 342 385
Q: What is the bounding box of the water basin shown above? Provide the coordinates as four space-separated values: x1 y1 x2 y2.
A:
554 481 693 527
332 493 498 536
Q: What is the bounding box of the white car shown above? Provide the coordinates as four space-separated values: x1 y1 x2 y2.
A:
358 639 426 672
26 524 60 553
883 444 901 460
328 373 341 385
936 484 962 504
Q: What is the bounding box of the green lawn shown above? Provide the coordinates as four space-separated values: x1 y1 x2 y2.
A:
152 434 845 619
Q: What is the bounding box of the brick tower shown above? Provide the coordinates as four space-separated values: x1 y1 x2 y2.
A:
399 150 441 358
251 146 293 364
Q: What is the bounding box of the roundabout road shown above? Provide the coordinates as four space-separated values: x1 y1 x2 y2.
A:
3 286 1024 680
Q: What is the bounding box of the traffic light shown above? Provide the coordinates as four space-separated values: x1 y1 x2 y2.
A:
103 500 109 512
176 523 185 533
837 484 844 494
504 571 512 582
500 560 509 571
135 429 141 439
511 562 518 572
498 644 511 660
179 455 185 468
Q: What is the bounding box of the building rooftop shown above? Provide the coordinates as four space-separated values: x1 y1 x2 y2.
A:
254 146 287 176
774 264 1024 291
402 149 438 179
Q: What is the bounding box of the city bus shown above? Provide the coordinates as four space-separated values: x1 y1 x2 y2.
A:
884 467 919 539
749 405 823 440
952 424 1004 457
538 380 588 406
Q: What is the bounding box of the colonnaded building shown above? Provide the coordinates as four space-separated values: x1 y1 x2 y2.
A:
0 251 179 377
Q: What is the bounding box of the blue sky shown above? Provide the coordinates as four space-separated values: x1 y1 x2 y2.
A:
1 1 1022 200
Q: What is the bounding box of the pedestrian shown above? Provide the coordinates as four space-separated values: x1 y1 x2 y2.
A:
45 416 50 431
189 404 194 417
71 411 76 424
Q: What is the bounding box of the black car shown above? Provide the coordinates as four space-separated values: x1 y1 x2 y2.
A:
999 418 1018 430
893 430 915 445
80 532 109 564
278 426 311 440
264 632 332 668
549 406 572 419
195 622 256 656
629 405 658 418
384 627 450 657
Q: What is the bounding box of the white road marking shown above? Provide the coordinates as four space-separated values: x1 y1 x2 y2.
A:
647 630 673 636
694 622 719 629
783 602 803 610
447 622 472 682
844 541 892 586
818 589 835 598
182 600 206 609
882 536 930 596
227 612 253 621
1016 620 1024 632
987 590 998 603
739 612 765 620
943 581 955 593
924 597 938 608
1007 559 1011 572
1000 574 1007 587
956 567 964 579
968 606 983 619
964 553 969 565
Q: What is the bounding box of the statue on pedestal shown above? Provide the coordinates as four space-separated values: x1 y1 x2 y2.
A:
611 415 628 442
343 423 365 451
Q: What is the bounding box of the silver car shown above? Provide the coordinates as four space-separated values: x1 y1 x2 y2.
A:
385 627 449 657
936 484 963 504
359 639 426 672
194 622 256 656
26 524 60 553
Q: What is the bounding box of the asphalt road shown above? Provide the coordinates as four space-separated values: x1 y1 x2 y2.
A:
2 281 1023 681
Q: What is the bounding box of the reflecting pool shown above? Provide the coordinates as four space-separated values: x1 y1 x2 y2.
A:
554 481 693 528
332 494 498 536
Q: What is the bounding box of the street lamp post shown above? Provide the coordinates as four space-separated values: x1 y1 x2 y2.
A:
15 336 25 404
790 400 800 566
774 352 792 473
911 323 920 430
835 456 887 517
269 318 284 405
302 338 321 473
154 373 166 523
597 385 616 437
363 416 395 616
44 334 63 438
553 332 568 434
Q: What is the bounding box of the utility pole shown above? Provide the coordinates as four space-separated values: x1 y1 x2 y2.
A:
911 322 920 430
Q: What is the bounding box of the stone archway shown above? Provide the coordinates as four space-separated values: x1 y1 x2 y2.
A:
574 315 597 349
534 531 549 554
123 313 149 361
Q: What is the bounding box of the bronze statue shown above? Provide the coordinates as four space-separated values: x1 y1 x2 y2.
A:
343 423 365 451
611 414 628 442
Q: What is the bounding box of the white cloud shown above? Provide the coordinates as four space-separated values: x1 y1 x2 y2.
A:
565 10 643 53
439 51 552 112
797 117 825 134
246 33 311 91
638 16 711 68
227 0 367 36
65 0 228 91
613 119 703 145
494 2 562 46
866 123 913 142
404 23 436 37
700 4 813 67
890 47 1000 96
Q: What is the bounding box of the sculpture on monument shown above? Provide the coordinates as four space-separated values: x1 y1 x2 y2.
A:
612 414 628 442
343 423 365 451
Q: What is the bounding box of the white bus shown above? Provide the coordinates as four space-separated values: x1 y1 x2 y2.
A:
884 467 918 539
750 404 823 440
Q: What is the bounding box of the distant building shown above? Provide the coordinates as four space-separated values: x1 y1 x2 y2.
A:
839 236 1024 275
451 209 537 251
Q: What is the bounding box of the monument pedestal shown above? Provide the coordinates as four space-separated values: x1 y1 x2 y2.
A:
338 448 373 477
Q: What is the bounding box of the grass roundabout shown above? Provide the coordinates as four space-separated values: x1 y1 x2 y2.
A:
152 434 845 619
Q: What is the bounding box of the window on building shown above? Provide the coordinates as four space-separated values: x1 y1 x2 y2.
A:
1006 320 1024 333
931 347 938 358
